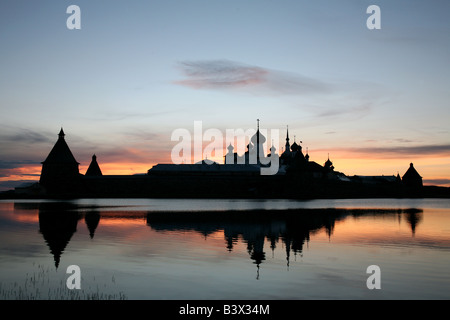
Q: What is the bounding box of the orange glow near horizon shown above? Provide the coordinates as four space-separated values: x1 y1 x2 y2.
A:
0 165 42 187
4 203 450 258
79 162 157 176
308 148 450 187
2 146 449 188
92 153 450 187
311 209 450 248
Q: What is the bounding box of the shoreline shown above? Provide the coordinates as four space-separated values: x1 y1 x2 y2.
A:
1 184 449 200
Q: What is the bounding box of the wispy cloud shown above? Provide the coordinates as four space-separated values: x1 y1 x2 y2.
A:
316 104 372 120
0 129 53 144
329 144 450 159
122 130 161 141
174 60 330 95
0 160 40 170
423 179 450 187
0 180 39 192
81 110 185 122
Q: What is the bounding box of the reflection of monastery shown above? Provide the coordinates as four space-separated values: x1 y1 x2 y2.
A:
14 202 423 270
26 125 429 198
146 208 424 273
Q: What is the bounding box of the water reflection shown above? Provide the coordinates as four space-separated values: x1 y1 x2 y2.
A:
85 211 100 239
11 201 424 271
13 202 104 268
37 204 81 269
146 209 423 271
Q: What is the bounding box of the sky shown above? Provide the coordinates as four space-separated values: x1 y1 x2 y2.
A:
1 0 449 191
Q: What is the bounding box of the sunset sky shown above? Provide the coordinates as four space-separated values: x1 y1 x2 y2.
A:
1 0 449 191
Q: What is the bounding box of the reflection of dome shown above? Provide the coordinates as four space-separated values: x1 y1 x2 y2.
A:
251 130 266 144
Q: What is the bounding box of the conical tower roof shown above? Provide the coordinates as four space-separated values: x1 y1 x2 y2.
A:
85 154 103 176
42 128 79 165
402 163 423 189
402 163 422 180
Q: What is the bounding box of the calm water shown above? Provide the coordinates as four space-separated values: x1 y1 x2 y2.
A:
0 198 449 300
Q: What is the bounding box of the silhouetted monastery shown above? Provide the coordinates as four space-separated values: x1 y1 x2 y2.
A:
15 124 438 199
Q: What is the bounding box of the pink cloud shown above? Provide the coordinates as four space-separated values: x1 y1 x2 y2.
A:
174 59 330 95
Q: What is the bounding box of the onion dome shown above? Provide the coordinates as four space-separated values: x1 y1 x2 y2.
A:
324 154 333 169
251 129 266 145
269 141 277 155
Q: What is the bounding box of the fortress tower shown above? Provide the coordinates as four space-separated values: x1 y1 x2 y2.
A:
39 128 82 194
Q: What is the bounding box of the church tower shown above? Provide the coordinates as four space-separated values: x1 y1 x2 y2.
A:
250 119 266 164
280 126 291 165
402 163 423 188
40 128 81 194
284 126 291 156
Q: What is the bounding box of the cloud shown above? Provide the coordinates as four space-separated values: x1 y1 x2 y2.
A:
316 104 371 120
1 129 52 144
0 160 40 170
81 110 185 122
175 60 267 88
122 130 161 141
174 59 330 95
423 179 450 187
340 144 450 158
0 180 39 192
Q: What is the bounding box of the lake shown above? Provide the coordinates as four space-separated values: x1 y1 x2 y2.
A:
0 198 449 300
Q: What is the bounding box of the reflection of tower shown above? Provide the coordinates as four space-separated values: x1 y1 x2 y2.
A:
246 237 266 280
84 210 101 239
284 237 291 270
268 235 278 259
247 237 266 266
38 208 79 269
322 215 335 240
224 227 239 252
404 210 423 236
